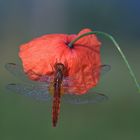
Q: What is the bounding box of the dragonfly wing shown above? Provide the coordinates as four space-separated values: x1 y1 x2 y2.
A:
5 63 53 84
5 63 31 82
62 92 108 104
6 83 52 101
62 64 111 88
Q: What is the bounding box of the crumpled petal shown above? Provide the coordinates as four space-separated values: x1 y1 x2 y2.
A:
19 28 101 94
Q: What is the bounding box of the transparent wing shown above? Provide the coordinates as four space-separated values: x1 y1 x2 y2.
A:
5 63 30 81
6 83 52 101
5 63 53 84
62 92 108 104
61 64 111 92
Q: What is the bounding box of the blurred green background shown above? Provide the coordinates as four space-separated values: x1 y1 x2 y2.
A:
0 0 140 140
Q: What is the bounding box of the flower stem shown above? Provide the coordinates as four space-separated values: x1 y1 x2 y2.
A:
68 31 140 93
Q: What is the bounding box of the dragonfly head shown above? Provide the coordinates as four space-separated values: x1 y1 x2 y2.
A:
54 63 66 74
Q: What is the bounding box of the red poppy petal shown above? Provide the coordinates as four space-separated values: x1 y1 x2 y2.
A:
76 28 101 48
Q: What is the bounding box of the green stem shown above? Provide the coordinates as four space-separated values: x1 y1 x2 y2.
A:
68 31 140 93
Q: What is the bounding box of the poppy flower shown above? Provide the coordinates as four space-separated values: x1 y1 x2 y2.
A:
19 28 101 94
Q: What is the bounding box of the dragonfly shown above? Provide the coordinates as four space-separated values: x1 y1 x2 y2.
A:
5 62 111 127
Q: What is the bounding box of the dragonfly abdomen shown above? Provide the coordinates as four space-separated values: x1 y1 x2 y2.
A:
52 95 61 127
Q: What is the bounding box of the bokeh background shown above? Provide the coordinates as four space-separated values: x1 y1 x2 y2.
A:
0 0 140 140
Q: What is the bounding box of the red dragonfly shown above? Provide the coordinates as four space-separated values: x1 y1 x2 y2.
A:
5 63 110 127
